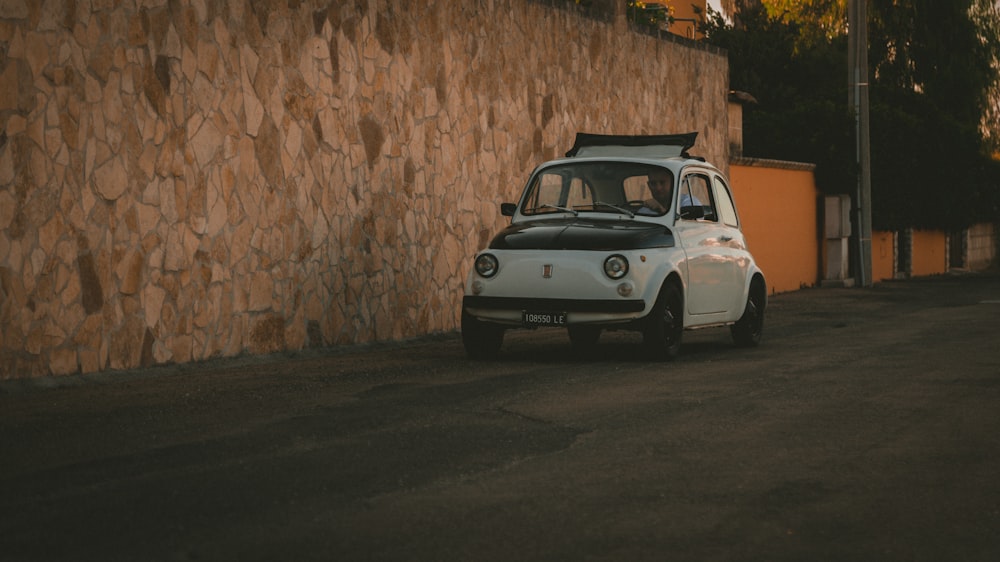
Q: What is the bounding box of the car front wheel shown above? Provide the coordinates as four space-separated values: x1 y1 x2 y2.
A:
462 308 504 359
642 283 683 361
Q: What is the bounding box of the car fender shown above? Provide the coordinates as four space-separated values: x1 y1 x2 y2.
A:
740 263 767 313
633 247 691 316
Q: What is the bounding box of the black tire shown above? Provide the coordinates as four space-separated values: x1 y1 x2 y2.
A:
642 282 683 360
462 308 504 359
568 326 601 350
731 279 765 347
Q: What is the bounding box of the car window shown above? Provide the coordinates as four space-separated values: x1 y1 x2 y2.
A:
564 177 593 208
520 162 673 216
713 176 739 227
680 173 716 221
623 175 649 202
530 172 566 210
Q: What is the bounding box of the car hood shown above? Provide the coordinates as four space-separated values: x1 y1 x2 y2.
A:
489 218 675 251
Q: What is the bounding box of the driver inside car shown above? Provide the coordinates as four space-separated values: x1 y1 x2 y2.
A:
638 171 673 215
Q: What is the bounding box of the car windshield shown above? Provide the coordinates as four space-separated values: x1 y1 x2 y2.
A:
520 162 674 217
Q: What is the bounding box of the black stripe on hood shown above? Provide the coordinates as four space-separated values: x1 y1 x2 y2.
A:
489 218 675 251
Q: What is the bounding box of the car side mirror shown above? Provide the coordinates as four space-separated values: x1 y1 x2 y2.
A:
500 203 516 216
680 205 704 220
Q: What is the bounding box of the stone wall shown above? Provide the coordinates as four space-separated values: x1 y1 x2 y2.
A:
0 0 729 378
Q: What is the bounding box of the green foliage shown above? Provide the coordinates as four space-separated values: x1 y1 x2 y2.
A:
626 2 675 30
868 89 986 230
972 1 1000 153
702 2 856 193
869 0 997 128
702 0 1000 231
867 0 1000 229
762 0 847 43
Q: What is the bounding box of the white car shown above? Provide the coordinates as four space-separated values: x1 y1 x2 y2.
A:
462 133 766 360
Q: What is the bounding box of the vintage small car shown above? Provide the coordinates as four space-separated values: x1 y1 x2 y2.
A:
461 133 766 360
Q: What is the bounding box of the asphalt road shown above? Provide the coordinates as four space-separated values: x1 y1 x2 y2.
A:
2 273 1000 561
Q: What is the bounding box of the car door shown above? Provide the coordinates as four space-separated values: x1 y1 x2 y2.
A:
673 171 742 317
712 174 753 314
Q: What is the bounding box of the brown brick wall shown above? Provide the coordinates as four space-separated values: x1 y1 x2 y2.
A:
0 0 728 378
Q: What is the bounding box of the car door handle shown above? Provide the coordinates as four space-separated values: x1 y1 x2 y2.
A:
719 235 733 242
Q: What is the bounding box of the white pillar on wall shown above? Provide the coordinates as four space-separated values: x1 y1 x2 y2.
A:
824 194 854 286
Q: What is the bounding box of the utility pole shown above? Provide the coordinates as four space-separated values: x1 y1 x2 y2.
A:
848 0 873 287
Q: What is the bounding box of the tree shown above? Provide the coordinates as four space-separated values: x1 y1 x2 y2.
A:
702 1 856 193
866 0 1000 228
770 0 1000 160
762 0 847 43
703 0 1000 230
969 0 1000 155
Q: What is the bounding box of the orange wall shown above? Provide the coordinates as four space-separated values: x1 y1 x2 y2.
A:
912 229 947 277
730 163 819 294
872 231 895 282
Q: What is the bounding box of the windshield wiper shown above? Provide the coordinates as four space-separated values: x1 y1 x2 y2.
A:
593 201 635 218
539 204 579 216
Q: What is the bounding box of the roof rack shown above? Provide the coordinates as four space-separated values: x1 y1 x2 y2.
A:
565 132 698 159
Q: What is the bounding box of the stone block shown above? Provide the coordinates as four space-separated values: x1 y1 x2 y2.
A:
248 271 273 312
142 283 166 329
92 156 128 201
197 39 219 81
137 143 157 180
254 115 281 186
56 244 81 295
229 220 253 264
74 313 103 349
163 226 188 271
77 252 104 315
0 61 24 113
0 190 16 230
243 80 264 137
49 348 78 376
190 114 223 169
0 0 28 19
171 334 193 364
205 195 227 237
249 313 285 354
108 316 145 370
119 250 144 295
135 202 159 237
79 349 101 373
153 136 174 179
153 339 171 364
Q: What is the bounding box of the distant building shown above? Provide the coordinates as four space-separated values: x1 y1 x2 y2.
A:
631 1 707 40
665 0 707 40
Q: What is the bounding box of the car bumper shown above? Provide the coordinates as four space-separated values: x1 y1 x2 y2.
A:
463 295 648 327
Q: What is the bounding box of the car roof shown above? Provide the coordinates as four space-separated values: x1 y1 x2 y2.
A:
550 132 722 174
565 132 698 159
534 155 720 176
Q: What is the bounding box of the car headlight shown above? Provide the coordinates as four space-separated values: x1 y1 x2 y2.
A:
475 253 499 278
603 254 629 279
617 281 634 297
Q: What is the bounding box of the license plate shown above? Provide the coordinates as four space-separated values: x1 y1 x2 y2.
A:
522 311 567 327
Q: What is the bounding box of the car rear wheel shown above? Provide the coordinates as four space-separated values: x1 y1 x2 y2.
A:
642 283 683 360
462 308 504 359
731 279 765 347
